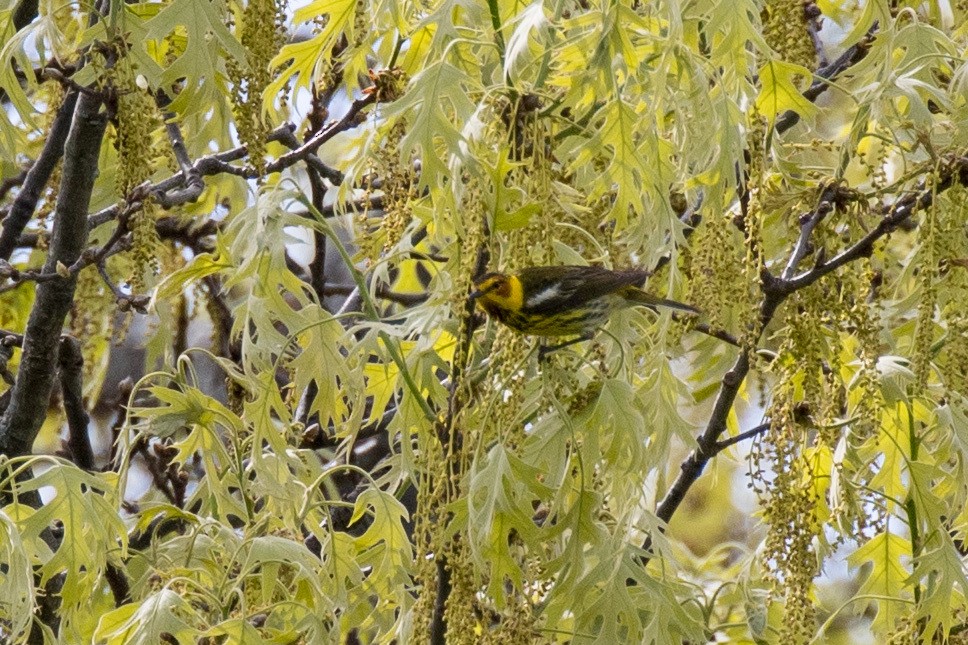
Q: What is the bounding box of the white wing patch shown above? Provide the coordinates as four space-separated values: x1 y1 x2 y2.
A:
525 284 562 308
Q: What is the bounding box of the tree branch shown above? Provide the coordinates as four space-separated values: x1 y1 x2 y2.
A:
0 90 79 261
775 26 877 135
85 123 295 231
715 422 771 451
267 95 376 174
784 158 968 291
83 99 375 229
780 183 838 281
58 335 94 470
0 231 132 295
0 91 106 458
323 283 430 307
643 155 968 561
13 215 220 252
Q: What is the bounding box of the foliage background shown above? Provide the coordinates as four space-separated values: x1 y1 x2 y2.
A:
1 0 968 643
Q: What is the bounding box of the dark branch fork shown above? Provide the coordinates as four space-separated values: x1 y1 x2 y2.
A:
0 90 80 261
646 156 968 560
641 17 961 561
2 95 379 301
0 91 108 460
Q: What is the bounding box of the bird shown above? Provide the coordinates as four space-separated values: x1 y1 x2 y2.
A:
470 265 697 353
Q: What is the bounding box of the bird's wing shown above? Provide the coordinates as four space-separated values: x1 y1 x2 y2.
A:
519 266 648 314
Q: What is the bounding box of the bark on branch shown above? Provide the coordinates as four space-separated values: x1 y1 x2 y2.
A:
0 90 79 261
58 336 94 470
0 92 106 458
645 157 968 559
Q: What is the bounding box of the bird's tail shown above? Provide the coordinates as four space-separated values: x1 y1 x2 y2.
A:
623 287 700 314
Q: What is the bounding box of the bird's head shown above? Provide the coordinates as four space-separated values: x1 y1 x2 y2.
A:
470 272 523 312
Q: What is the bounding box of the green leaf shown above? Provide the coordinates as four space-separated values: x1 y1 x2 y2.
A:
868 407 909 512
495 202 541 230
503 1 550 84
94 589 200 645
340 487 413 634
202 618 269 644
912 532 968 640
544 526 704 643
847 531 912 633
13 465 127 632
350 487 411 551
266 0 356 103
0 510 34 639
568 98 650 227
288 308 360 434
842 0 890 46
383 60 477 188
459 444 552 607
143 0 246 113
153 251 232 302
755 60 818 123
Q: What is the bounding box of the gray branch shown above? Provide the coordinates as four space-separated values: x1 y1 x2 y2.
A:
0 92 106 458
58 336 94 470
0 90 79 260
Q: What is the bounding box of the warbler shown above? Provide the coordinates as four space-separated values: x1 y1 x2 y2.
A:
470 265 697 348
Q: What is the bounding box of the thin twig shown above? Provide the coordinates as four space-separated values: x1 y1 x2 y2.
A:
803 2 828 68
163 120 194 177
268 95 376 174
133 438 184 507
96 262 150 314
39 67 104 97
107 377 133 468
687 320 741 348
0 167 28 201
275 128 344 184
715 422 771 451
780 183 838 281
323 284 429 307
775 25 877 135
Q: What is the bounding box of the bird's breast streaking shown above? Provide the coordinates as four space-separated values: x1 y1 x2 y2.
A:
471 265 697 341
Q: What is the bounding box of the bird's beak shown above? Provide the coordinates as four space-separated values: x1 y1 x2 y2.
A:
469 289 483 300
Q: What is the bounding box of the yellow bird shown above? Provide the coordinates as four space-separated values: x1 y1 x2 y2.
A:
471 265 696 350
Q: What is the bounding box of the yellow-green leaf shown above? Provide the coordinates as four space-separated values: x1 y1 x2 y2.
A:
755 60 818 122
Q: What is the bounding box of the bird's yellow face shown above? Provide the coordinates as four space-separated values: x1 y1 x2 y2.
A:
471 272 524 313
